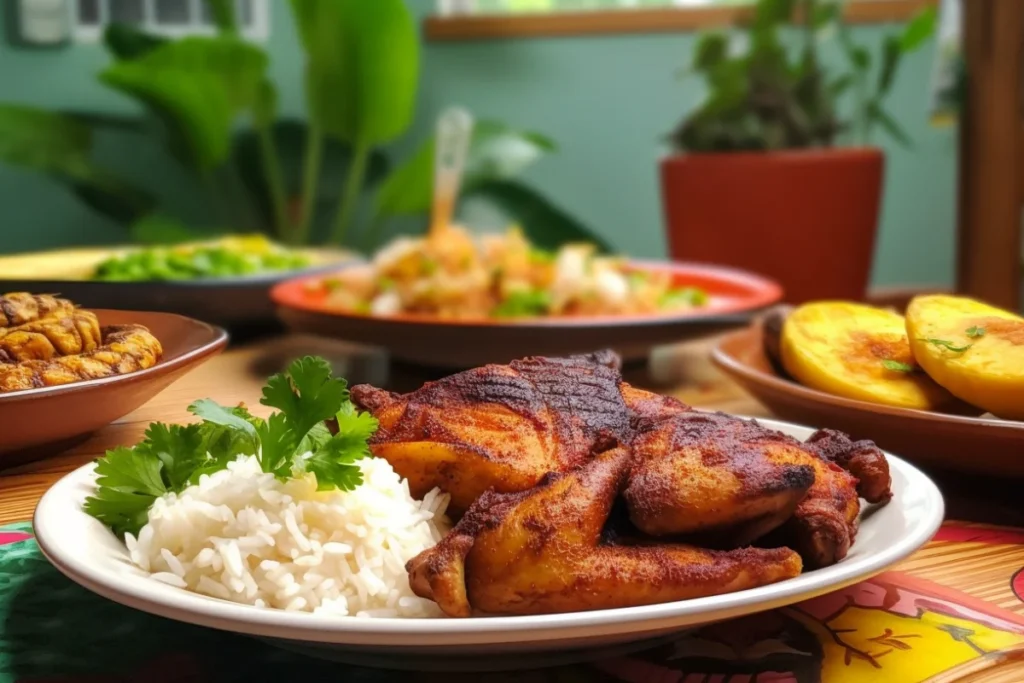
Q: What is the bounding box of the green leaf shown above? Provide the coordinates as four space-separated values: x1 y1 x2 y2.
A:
256 412 298 478
881 359 915 373
260 356 349 439
291 0 418 147
142 423 204 491
463 180 614 253
297 421 333 454
0 104 155 225
828 74 855 97
693 33 728 71
305 437 366 491
205 0 238 35
84 446 167 537
188 398 260 448
877 36 902 96
811 1 841 29
493 289 552 318
899 6 937 52
920 337 972 353
100 37 269 170
375 121 557 218
103 23 167 60
866 101 911 147
966 326 986 338
232 120 389 235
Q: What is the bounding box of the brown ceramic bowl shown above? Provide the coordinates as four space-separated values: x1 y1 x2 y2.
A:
271 261 783 368
712 323 1024 477
0 310 228 464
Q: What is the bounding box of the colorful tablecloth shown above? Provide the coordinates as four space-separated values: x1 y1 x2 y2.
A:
4 521 1024 682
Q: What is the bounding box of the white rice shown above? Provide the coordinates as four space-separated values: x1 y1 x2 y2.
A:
126 456 451 618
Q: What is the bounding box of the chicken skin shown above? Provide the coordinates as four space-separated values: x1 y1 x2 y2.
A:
407 446 802 616
0 310 101 363
625 411 817 545
0 324 163 393
350 351 631 513
0 293 76 329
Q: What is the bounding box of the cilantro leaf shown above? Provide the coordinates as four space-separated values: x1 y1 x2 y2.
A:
143 423 203 491
256 412 299 478
494 289 551 318
966 326 986 338
659 287 709 308
297 421 333 454
84 447 167 537
921 338 972 353
305 437 367 492
260 357 349 439
882 359 916 373
188 399 259 449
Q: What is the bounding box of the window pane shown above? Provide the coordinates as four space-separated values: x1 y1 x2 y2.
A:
109 0 144 23
154 0 190 23
77 0 101 24
238 0 254 27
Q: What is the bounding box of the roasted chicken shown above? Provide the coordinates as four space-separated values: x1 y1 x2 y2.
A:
0 324 163 393
351 351 631 512
0 293 76 329
407 446 803 616
0 310 101 363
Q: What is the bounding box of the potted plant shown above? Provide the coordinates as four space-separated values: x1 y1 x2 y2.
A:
0 0 606 254
661 0 936 303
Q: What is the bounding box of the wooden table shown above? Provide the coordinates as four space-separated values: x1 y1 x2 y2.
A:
6 335 1024 681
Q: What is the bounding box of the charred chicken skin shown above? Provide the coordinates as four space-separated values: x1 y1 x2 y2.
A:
0 324 163 393
0 310 102 363
350 351 631 513
625 411 818 546
407 446 802 616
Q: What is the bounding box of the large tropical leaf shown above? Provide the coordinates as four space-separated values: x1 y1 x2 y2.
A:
99 37 269 170
103 23 167 60
232 120 388 233
463 180 613 253
375 121 557 218
290 0 418 147
0 104 154 224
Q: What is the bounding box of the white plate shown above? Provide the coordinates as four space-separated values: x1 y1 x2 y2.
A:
33 418 944 667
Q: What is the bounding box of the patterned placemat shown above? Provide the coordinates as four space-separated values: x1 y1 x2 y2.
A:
4 522 1024 682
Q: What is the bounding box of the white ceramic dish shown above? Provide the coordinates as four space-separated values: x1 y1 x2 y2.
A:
33 418 944 670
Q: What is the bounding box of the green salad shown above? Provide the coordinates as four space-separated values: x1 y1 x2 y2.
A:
92 235 310 282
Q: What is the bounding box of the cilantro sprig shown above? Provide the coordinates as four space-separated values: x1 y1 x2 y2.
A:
920 337 973 353
881 359 916 373
84 356 378 538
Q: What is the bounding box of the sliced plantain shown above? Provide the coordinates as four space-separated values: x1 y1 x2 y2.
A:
906 295 1024 419
781 301 962 411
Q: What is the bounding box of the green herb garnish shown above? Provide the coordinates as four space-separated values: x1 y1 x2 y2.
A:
881 359 916 373
966 326 986 338
84 356 377 538
92 245 309 281
493 289 552 318
659 287 709 309
921 338 973 353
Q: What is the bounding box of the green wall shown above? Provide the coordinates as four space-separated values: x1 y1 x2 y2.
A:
0 0 956 287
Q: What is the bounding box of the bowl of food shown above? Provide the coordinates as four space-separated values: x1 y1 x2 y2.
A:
0 235 356 329
271 227 782 367
0 292 227 461
34 350 942 669
712 295 1024 477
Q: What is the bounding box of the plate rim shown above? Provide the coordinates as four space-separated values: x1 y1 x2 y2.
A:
32 417 945 646
0 309 228 403
270 260 784 329
712 325 1024 433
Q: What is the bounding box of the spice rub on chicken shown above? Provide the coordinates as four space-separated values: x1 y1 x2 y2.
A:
350 350 631 513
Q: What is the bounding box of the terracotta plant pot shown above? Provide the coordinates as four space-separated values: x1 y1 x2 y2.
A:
660 148 884 304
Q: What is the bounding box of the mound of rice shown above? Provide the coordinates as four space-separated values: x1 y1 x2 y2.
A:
125 456 451 618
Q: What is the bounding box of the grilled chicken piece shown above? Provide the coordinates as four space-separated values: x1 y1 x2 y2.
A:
766 428 890 569
350 351 631 513
407 446 802 616
0 293 76 329
0 310 102 363
624 411 817 545
0 325 163 393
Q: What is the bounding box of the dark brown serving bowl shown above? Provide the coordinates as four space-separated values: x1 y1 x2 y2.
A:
0 310 227 464
712 323 1024 477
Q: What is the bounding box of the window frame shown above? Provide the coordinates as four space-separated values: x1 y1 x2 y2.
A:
425 0 938 41
70 0 270 43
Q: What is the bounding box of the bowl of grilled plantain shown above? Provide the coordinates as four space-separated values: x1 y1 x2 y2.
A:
713 295 1024 477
